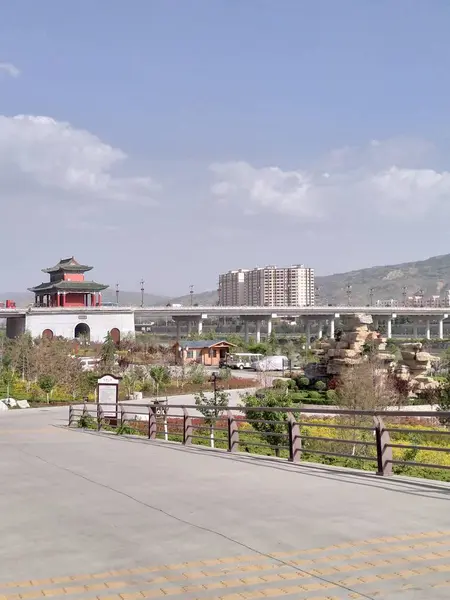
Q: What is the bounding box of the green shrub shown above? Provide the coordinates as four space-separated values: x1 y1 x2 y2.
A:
297 376 310 389
273 379 289 390
326 389 337 403
314 380 326 391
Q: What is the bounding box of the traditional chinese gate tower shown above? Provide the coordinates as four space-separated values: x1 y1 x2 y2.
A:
28 257 108 308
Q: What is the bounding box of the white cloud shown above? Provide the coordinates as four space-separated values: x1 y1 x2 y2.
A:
0 115 159 209
0 62 20 78
210 161 323 219
210 139 450 220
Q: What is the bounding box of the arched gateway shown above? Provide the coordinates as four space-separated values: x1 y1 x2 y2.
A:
110 328 120 345
74 323 90 341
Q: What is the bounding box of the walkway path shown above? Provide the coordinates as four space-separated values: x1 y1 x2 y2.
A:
1 406 450 599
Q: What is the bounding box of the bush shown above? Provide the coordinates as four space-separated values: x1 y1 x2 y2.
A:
188 364 207 385
290 390 327 403
273 379 289 390
314 380 326 392
326 389 337 403
286 378 297 390
290 394 332 406
296 376 310 389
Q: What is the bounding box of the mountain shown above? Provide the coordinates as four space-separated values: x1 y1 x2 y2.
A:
316 253 450 305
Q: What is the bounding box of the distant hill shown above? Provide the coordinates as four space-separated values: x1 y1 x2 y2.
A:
0 289 218 308
4 253 450 308
316 253 450 305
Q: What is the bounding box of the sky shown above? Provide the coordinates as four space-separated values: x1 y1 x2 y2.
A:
2 0 450 295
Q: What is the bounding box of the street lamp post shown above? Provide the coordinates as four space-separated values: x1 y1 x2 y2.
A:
369 287 374 307
190 284 194 306
402 286 408 307
115 283 119 305
346 284 352 306
211 371 218 405
140 279 145 308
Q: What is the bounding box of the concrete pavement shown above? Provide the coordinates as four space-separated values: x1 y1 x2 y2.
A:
1 406 450 598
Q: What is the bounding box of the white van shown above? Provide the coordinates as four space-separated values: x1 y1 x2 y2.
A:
252 355 289 372
227 353 264 369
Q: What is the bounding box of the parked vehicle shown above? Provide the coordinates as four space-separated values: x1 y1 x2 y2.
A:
226 352 264 369
252 355 289 372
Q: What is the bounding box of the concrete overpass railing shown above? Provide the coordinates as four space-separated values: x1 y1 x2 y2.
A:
69 403 450 479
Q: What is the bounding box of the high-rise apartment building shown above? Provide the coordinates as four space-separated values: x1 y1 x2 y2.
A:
218 269 248 306
218 265 315 306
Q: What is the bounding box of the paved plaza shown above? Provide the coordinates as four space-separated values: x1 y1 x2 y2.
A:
1 406 450 599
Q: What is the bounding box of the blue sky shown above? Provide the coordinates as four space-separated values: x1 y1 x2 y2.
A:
2 0 450 296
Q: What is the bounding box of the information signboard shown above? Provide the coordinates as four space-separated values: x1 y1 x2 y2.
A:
97 374 120 419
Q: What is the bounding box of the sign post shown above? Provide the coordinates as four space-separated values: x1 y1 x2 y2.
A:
97 374 121 422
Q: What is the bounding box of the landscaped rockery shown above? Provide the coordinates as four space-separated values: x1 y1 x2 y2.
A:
306 313 440 399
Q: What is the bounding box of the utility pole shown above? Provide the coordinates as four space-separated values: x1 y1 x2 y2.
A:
115 283 119 305
402 286 408 307
140 279 145 308
315 286 321 306
189 284 194 306
346 284 352 306
369 287 374 307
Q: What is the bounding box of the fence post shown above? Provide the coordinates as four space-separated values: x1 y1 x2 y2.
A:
119 403 124 427
97 403 103 432
148 405 157 440
373 415 392 476
183 407 192 445
69 404 73 427
227 410 239 453
287 412 302 463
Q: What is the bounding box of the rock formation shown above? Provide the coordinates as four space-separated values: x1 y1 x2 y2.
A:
309 313 395 377
306 314 439 397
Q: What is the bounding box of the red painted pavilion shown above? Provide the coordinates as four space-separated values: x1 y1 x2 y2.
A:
29 257 108 308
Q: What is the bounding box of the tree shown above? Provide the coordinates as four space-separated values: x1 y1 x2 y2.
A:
38 375 56 403
247 342 268 355
267 331 278 354
122 370 139 399
1 362 16 399
436 374 450 427
100 333 116 371
335 358 402 457
149 366 171 399
243 390 293 457
336 358 402 411
195 389 230 448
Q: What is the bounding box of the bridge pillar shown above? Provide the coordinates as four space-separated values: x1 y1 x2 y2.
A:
329 318 335 339
267 318 272 337
197 319 203 335
176 321 181 340
386 317 392 339
317 321 323 340
413 321 419 339
305 320 311 349
255 319 262 343
425 319 431 340
244 320 249 343
439 315 448 339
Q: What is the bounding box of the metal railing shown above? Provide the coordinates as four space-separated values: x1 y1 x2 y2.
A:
68 403 450 478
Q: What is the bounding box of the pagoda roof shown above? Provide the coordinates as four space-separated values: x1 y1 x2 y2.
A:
28 281 108 293
42 257 93 274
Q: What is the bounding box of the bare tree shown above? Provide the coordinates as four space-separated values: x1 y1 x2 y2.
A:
336 358 402 411
335 357 402 458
